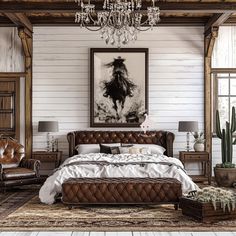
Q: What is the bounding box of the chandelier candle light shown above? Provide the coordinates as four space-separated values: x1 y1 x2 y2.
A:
75 0 160 47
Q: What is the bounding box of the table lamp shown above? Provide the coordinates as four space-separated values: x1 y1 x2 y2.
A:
38 121 59 152
178 121 198 152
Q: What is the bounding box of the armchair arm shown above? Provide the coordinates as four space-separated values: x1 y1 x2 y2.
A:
0 164 3 181
19 158 41 177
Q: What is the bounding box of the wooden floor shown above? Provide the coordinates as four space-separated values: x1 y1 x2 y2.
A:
0 232 236 236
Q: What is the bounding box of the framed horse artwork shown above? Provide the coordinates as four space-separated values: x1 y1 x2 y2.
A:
90 48 149 127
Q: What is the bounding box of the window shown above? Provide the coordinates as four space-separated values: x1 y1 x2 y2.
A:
213 71 236 131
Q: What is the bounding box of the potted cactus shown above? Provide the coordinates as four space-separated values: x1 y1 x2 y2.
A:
214 106 236 187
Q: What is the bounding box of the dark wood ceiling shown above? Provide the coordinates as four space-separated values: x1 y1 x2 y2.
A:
0 0 236 27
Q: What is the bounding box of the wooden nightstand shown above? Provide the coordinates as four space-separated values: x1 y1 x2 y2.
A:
179 151 211 185
32 151 62 176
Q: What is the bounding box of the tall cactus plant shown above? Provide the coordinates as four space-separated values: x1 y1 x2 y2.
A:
216 106 236 168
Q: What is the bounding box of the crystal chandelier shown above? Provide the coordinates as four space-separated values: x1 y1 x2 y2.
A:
75 0 160 47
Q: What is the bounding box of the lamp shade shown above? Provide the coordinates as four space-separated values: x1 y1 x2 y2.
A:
178 121 198 132
38 121 59 133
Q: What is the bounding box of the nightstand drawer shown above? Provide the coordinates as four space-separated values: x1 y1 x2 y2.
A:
184 154 208 160
33 154 58 162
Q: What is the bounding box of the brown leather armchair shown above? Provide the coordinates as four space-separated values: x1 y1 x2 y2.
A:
0 138 41 190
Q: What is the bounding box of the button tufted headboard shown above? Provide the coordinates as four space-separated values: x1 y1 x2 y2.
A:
67 131 175 157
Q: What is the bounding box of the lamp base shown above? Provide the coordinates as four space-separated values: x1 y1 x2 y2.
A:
186 132 191 152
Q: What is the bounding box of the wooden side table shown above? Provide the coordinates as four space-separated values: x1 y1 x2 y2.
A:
179 151 211 185
32 151 63 176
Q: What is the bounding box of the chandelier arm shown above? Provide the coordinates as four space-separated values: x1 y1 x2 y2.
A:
84 25 104 32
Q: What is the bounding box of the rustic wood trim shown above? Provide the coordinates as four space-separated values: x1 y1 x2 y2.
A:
204 27 219 174
206 27 218 58
211 68 236 73
17 27 33 159
0 72 26 78
4 13 33 33
1 2 236 13
18 28 32 57
205 13 233 37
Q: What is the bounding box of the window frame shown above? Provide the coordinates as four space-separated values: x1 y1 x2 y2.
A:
212 68 236 136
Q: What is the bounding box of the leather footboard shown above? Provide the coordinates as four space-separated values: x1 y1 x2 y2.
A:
62 178 182 206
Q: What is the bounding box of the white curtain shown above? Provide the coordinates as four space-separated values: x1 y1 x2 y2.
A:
212 26 236 68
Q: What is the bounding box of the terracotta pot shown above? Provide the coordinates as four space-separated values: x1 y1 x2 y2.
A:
214 167 236 187
193 143 204 152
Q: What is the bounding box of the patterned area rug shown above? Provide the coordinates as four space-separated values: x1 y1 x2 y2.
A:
1 194 236 231
0 187 38 221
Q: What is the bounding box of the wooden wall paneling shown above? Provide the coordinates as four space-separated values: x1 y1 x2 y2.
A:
18 27 32 159
204 27 219 177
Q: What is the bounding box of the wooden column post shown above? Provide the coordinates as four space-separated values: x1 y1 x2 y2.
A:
204 26 218 161
18 27 33 158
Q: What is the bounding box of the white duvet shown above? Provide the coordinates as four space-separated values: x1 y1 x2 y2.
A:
39 153 199 204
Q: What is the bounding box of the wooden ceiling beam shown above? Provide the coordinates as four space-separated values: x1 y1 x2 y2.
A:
26 16 207 26
4 13 33 32
205 12 233 37
1 2 236 13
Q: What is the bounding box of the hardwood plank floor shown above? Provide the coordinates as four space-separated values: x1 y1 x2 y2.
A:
1 232 236 236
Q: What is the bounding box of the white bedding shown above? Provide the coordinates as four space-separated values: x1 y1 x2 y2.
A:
39 153 199 204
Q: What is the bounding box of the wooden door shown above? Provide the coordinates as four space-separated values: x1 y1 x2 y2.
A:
0 77 20 140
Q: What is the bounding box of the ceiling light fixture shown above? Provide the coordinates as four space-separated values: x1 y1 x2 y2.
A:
75 0 160 47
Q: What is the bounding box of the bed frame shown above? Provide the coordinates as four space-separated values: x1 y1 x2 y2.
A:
67 130 175 157
65 130 180 208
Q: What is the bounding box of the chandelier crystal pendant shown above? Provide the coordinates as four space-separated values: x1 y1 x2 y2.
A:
75 0 160 47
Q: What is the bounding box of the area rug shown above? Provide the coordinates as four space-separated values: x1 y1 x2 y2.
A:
1 195 236 231
0 187 37 221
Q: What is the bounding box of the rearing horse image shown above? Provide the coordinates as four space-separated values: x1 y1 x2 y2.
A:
103 57 137 117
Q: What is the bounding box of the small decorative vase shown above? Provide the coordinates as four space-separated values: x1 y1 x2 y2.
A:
193 142 204 152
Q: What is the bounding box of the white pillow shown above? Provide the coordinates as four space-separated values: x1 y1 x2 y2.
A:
122 144 165 155
75 143 120 154
119 146 151 155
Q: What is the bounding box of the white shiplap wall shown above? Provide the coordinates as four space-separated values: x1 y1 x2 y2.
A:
33 26 204 172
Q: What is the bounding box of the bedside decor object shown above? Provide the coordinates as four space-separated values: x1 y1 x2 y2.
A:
75 0 160 47
192 131 205 152
90 48 148 127
178 121 198 152
38 121 59 152
140 113 156 138
179 151 211 184
214 106 236 187
180 187 236 222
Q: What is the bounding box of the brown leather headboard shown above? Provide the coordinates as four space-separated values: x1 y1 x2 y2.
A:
67 131 175 157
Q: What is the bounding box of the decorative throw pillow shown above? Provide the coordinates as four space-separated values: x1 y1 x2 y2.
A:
99 144 121 154
99 144 112 154
110 146 120 155
121 144 165 155
119 146 151 155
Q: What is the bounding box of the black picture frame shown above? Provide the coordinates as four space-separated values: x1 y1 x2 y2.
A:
90 48 149 127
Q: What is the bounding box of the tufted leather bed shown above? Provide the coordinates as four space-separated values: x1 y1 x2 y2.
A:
67 130 175 157
62 130 182 208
